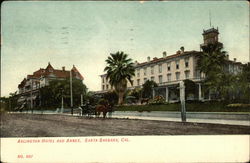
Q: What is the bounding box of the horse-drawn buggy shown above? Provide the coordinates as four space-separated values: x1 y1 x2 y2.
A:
80 101 113 118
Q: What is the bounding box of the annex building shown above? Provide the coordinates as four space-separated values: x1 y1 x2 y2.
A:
17 63 84 109
100 27 243 102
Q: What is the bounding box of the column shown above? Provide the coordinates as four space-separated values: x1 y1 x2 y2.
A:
208 90 211 100
179 81 186 122
198 83 202 101
61 96 64 113
81 94 83 106
152 88 155 99
165 87 169 102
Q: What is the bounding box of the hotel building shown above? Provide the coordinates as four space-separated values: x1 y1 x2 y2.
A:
17 63 84 108
100 28 243 102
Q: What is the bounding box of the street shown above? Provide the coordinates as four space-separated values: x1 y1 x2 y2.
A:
1 113 250 137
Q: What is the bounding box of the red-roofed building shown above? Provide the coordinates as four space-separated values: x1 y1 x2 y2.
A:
17 63 84 108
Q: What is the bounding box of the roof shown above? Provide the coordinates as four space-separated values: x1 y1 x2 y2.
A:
18 78 27 88
71 65 84 80
135 50 202 68
28 68 71 79
18 63 84 88
226 60 243 65
46 62 54 70
100 50 202 76
202 27 219 35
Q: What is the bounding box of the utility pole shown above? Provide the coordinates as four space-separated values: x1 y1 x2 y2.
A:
38 82 43 114
81 94 83 106
70 70 73 115
61 88 64 113
31 80 33 114
179 81 186 122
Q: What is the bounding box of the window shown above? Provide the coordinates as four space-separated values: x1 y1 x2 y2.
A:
144 78 147 84
102 77 105 83
185 57 189 68
151 66 154 75
185 71 190 79
106 85 109 90
167 74 171 82
151 76 155 81
158 64 162 73
143 68 147 76
176 60 179 69
158 75 163 83
137 69 140 77
131 80 134 86
176 72 180 80
167 62 171 71
137 79 140 86
102 85 105 90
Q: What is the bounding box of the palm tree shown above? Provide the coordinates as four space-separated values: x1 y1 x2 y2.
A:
197 43 227 75
197 43 227 98
104 51 135 105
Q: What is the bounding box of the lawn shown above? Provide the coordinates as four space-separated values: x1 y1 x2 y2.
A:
115 102 250 112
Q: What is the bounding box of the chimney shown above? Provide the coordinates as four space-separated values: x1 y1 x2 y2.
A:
234 58 237 62
180 46 185 53
147 56 150 62
163 51 167 57
134 61 138 65
62 66 65 71
176 50 181 55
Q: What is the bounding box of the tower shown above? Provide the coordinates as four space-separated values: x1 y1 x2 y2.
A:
200 11 223 51
200 27 223 51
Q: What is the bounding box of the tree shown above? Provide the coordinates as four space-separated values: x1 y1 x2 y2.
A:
40 78 87 108
0 96 10 112
103 90 118 106
237 62 250 103
9 92 18 111
197 43 227 99
128 88 142 100
142 80 158 99
84 91 100 106
183 79 196 100
104 51 135 105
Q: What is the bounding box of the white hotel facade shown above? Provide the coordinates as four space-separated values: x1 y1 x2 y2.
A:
100 28 243 102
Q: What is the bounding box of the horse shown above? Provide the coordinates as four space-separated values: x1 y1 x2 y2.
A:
95 103 113 118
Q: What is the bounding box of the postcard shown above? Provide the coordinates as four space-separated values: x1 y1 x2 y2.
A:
1 1 249 162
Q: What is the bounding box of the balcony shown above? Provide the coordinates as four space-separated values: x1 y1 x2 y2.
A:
158 77 204 87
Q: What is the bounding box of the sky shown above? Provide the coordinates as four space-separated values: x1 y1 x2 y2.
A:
1 1 249 97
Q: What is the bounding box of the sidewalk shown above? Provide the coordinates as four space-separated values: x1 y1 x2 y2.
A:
110 111 250 126
111 115 250 126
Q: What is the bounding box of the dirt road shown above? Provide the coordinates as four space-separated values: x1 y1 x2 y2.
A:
1 113 250 137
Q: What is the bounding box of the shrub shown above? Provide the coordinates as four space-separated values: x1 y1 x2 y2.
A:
149 95 166 105
227 103 250 108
